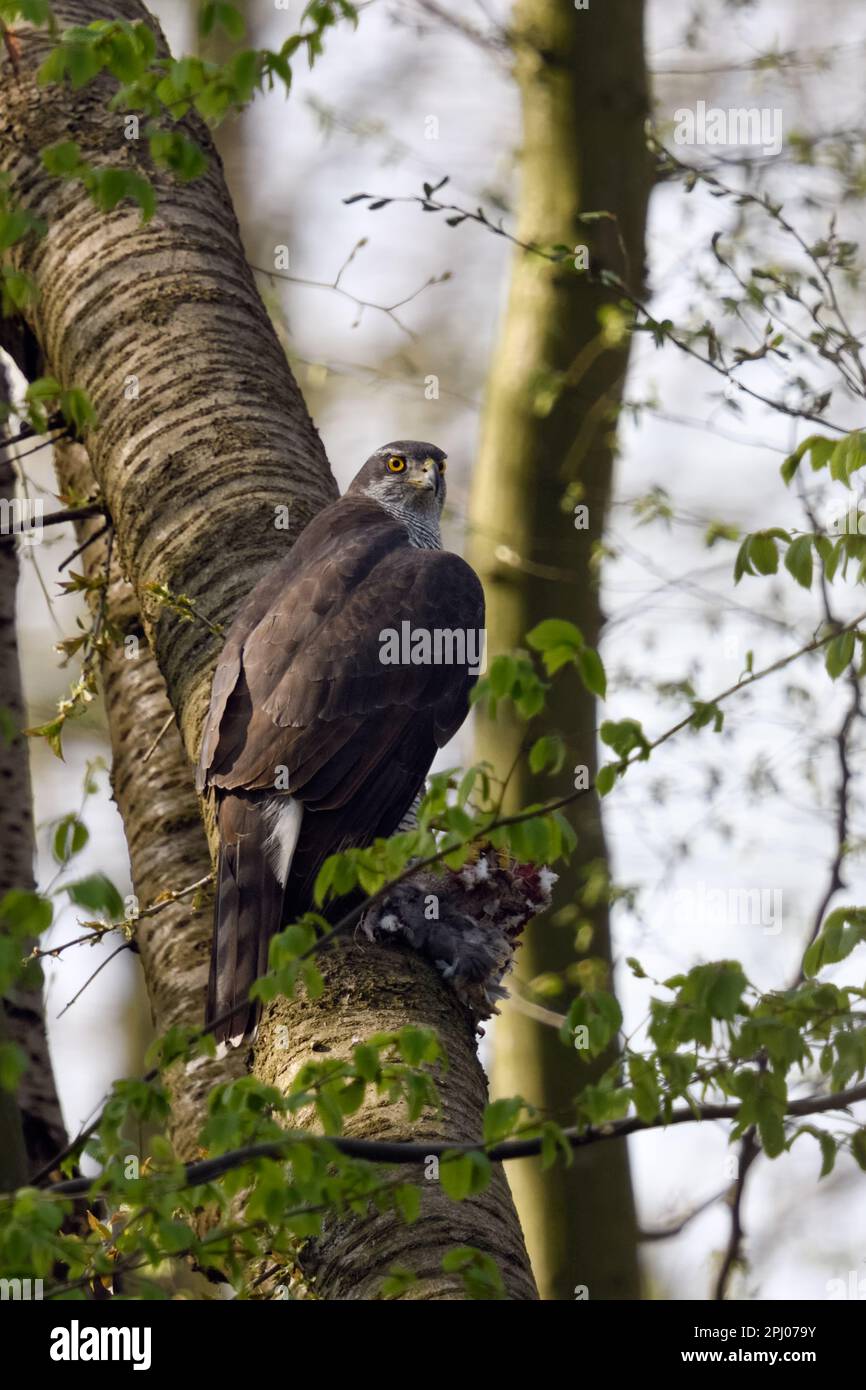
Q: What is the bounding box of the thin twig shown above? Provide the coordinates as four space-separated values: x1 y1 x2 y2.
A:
56 943 131 1019
31 872 214 961
0 429 73 464
713 1128 760 1299
58 519 111 572
251 251 450 339
639 1185 729 1242
0 413 66 451
356 176 858 433
0 500 106 545
793 481 863 982
141 710 176 764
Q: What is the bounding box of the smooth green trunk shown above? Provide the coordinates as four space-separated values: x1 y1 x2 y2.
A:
471 0 652 1300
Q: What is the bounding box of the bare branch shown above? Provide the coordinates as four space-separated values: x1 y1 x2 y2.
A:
34 1078 866 1198
714 1127 761 1300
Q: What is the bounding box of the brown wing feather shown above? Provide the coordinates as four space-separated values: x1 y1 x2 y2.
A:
198 492 484 1043
196 495 403 791
200 503 484 807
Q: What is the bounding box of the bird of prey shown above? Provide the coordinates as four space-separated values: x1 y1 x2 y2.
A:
196 442 485 1046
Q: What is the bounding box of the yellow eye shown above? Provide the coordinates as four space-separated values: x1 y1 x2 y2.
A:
387 456 406 473
439 459 447 473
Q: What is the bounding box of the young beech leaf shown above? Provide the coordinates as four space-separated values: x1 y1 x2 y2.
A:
784 534 814 589
825 630 855 681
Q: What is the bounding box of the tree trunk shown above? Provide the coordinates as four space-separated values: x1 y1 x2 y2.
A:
470 0 652 1299
258 941 537 1300
0 356 66 1178
1 0 537 1297
50 436 248 1160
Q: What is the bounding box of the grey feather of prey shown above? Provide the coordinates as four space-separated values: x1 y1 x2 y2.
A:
361 853 557 1028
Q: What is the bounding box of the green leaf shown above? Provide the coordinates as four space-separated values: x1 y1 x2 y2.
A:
627 1053 660 1124
269 920 316 965
818 1131 836 1178
0 205 40 251
733 1068 787 1158
803 906 866 976
576 1078 631 1126
200 1 246 40
40 141 85 176
780 434 834 484
146 1024 205 1070
747 531 779 576
439 1150 491 1201
0 889 52 937
506 813 554 864
595 763 617 797
577 645 606 698
352 1042 380 1083
37 44 71 85
380 1266 418 1299
315 1088 343 1135
690 700 724 733
650 961 748 1052
1 0 51 24
528 734 565 775
1 266 38 312
52 814 89 865
59 387 95 430
25 374 63 401
756 1093 786 1157
392 1184 420 1225
396 1025 439 1067
552 810 577 857
825 630 855 681
482 654 514 702
780 454 800 485
300 959 323 999
539 1120 573 1170
148 129 208 182
62 43 102 88
482 1096 526 1145
132 20 157 67
334 1077 365 1115
733 536 753 583
473 651 550 721
157 1217 194 1253
815 534 840 582
526 619 583 675
851 1129 866 1172
0 1041 27 1093
600 718 649 761
681 961 748 1021
91 168 156 222
64 873 124 921
441 1246 507 1300
562 990 623 1059
830 432 866 487
784 534 814 589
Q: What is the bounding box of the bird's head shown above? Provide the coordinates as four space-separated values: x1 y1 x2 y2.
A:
348 441 447 517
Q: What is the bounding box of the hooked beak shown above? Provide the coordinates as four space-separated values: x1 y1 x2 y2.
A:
413 457 440 494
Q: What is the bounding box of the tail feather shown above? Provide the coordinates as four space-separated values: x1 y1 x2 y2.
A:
206 794 286 1047
206 768 423 1045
